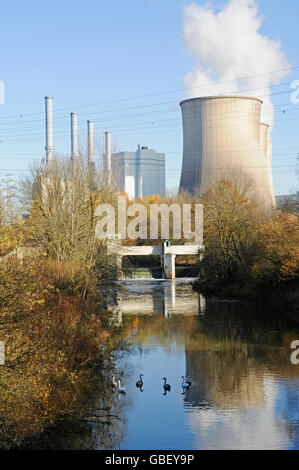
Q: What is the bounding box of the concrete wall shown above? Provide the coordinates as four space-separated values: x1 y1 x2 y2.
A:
107 241 203 280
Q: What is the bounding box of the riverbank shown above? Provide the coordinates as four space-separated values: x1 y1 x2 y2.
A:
0 159 125 448
0 255 119 449
191 180 299 309
193 278 299 309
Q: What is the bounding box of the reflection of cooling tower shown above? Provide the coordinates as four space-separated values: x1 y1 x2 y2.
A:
179 96 276 208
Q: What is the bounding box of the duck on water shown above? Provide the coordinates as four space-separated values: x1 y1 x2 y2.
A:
163 377 171 395
136 374 144 390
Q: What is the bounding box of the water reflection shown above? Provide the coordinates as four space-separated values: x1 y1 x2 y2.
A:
114 280 299 450
20 373 127 450
24 280 299 449
111 278 206 321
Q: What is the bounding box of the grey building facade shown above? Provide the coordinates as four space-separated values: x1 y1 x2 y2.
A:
112 145 165 199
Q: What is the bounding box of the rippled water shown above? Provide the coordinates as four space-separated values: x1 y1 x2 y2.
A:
113 279 299 450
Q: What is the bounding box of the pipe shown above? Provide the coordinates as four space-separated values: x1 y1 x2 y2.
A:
105 131 111 185
87 120 94 163
71 112 78 160
45 96 54 163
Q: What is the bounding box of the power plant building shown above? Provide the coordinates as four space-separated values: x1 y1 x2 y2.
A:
179 96 276 208
112 145 165 199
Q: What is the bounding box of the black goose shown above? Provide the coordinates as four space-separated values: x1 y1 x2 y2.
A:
163 377 171 393
136 374 144 388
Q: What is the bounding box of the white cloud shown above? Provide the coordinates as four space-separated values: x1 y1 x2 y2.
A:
183 0 290 128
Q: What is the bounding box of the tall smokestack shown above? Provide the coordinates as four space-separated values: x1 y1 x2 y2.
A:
70 112 78 160
45 96 54 163
105 131 111 186
87 120 95 176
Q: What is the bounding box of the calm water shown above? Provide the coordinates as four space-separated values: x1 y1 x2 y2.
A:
113 279 299 450
26 279 299 450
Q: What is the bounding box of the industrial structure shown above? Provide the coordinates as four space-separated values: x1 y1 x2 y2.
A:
87 119 95 171
112 145 165 199
44 96 54 163
70 112 78 160
44 96 110 177
44 95 276 207
179 96 276 208
107 240 203 280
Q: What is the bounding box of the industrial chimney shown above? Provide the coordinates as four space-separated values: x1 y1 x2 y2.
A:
105 131 112 186
45 96 54 163
87 120 95 172
70 112 78 160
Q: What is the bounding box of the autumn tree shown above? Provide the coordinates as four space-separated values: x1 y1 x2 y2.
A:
197 177 267 288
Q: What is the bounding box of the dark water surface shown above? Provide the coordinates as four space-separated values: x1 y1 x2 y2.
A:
26 279 299 450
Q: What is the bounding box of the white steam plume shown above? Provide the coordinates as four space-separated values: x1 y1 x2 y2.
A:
183 0 290 128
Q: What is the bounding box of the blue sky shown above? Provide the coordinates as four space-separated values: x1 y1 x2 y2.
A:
0 0 298 194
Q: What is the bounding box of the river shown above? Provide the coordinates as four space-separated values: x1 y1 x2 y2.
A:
26 279 299 450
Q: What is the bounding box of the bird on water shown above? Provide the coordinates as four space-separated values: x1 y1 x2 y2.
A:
181 376 192 387
112 376 118 390
162 377 171 394
181 377 190 391
117 379 126 395
136 374 144 389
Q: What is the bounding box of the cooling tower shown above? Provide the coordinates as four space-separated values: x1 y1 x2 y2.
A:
179 96 276 208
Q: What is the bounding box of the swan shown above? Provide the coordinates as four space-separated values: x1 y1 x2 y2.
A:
181 378 190 391
117 379 126 395
112 376 118 389
163 377 171 392
136 374 144 388
181 376 192 387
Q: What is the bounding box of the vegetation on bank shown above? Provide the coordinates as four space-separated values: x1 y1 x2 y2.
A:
120 177 298 302
194 179 299 303
0 158 120 448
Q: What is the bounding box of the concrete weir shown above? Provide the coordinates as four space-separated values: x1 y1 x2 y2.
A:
107 240 204 279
